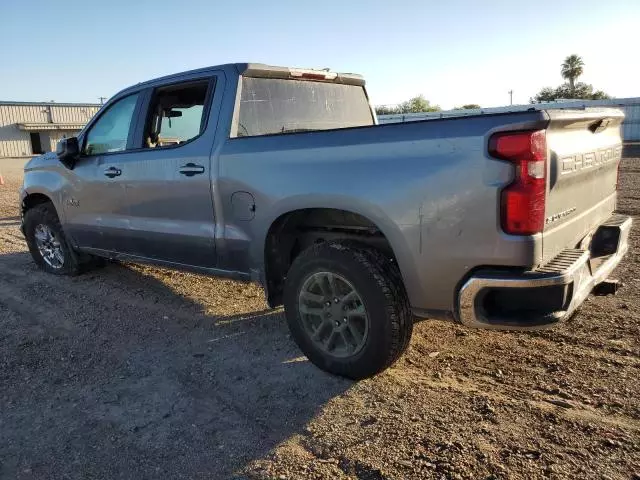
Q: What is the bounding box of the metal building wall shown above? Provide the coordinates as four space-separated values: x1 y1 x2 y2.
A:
0 104 40 157
0 103 100 158
50 105 99 124
47 130 81 152
378 97 640 142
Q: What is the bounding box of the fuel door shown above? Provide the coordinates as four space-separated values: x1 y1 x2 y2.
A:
231 191 256 221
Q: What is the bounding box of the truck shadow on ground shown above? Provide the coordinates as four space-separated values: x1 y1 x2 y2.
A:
0 250 352 479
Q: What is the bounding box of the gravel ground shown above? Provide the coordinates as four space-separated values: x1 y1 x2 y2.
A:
0 156 638 480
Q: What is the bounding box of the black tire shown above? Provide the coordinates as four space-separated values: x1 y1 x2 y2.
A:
23 203 83 275
283 242 413 379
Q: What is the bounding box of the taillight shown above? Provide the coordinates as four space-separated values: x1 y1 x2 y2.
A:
489 130 547 235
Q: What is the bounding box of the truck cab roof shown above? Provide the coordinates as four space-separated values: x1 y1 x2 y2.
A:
115 63 365 100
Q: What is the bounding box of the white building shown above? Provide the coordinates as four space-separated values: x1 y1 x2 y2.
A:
0 101 100 158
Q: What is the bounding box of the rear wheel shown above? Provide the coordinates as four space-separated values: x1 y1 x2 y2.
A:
283 242 413 379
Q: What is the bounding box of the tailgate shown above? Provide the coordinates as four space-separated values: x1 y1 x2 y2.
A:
542 108 624 263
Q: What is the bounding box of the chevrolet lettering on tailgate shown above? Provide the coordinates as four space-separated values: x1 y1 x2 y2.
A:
560 145 623 175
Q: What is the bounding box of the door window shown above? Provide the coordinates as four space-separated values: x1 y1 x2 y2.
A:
84 93 139 155
143 80 210 148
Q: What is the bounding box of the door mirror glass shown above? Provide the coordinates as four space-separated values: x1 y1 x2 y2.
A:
56 136 79 169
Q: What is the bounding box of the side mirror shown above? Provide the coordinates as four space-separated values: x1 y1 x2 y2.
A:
56 137 79 169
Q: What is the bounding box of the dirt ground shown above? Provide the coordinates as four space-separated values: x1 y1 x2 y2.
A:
0 155 638 480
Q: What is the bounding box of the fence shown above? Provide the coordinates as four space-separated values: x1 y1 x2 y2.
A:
378 97 640 142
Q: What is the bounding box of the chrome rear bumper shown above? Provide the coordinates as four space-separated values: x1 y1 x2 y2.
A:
457 214 632 330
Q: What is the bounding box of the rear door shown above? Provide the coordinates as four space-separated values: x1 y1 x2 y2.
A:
112 75 221 267
543 108 624 262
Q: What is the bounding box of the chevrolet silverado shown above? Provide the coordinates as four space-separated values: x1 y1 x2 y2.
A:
19 63 631 379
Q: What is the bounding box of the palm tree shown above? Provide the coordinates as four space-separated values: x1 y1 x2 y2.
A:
561 55 584 91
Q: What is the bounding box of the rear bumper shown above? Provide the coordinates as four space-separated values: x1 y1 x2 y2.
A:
457 214 632 330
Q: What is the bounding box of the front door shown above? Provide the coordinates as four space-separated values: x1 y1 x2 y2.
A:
114 77 218 267
63 92 141 252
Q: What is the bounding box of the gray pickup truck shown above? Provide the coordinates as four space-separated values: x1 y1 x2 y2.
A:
20 63 631 379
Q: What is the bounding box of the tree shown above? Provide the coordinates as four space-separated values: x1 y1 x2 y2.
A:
590 89 610 100
375 95 441 115
397 95 440 113
531 87 557 103
375 105 398 116
531 56 610 103
531 82 611 103
457 104 481 110
561 54 584 91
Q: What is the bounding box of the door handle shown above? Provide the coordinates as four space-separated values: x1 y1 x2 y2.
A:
104 167 121 178
179 163 205 177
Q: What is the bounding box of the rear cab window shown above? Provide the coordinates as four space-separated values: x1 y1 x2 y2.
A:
234 76 374 137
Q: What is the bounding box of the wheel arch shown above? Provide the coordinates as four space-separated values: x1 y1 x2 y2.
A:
259 197 418 308
22 191 55 214
21 165 68 218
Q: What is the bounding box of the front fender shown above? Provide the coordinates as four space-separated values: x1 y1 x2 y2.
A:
22 169 68 222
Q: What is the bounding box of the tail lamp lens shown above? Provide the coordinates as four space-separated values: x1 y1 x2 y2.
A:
489 130 547 235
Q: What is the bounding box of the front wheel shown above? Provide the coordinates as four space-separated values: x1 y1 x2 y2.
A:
283 242 413 379
23 203 82 275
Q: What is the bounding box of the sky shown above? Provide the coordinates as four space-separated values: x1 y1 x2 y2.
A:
1 0 638 109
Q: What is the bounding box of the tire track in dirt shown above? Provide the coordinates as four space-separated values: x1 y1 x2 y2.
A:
0 231 316 441
403 356 640 422
389 366 640 433
0 228 27 251
405 323 640 421
0 280 76 332
0 262 213 327
0 254 322 478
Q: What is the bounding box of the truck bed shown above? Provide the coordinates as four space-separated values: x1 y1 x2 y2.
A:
218 106 624 313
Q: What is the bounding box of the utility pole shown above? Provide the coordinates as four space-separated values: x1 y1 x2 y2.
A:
99 96 107 105
508 90 513 106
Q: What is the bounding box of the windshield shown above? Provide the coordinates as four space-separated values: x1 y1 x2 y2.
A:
235 77 374 137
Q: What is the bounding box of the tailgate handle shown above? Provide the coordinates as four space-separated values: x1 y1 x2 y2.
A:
589 118 611 133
